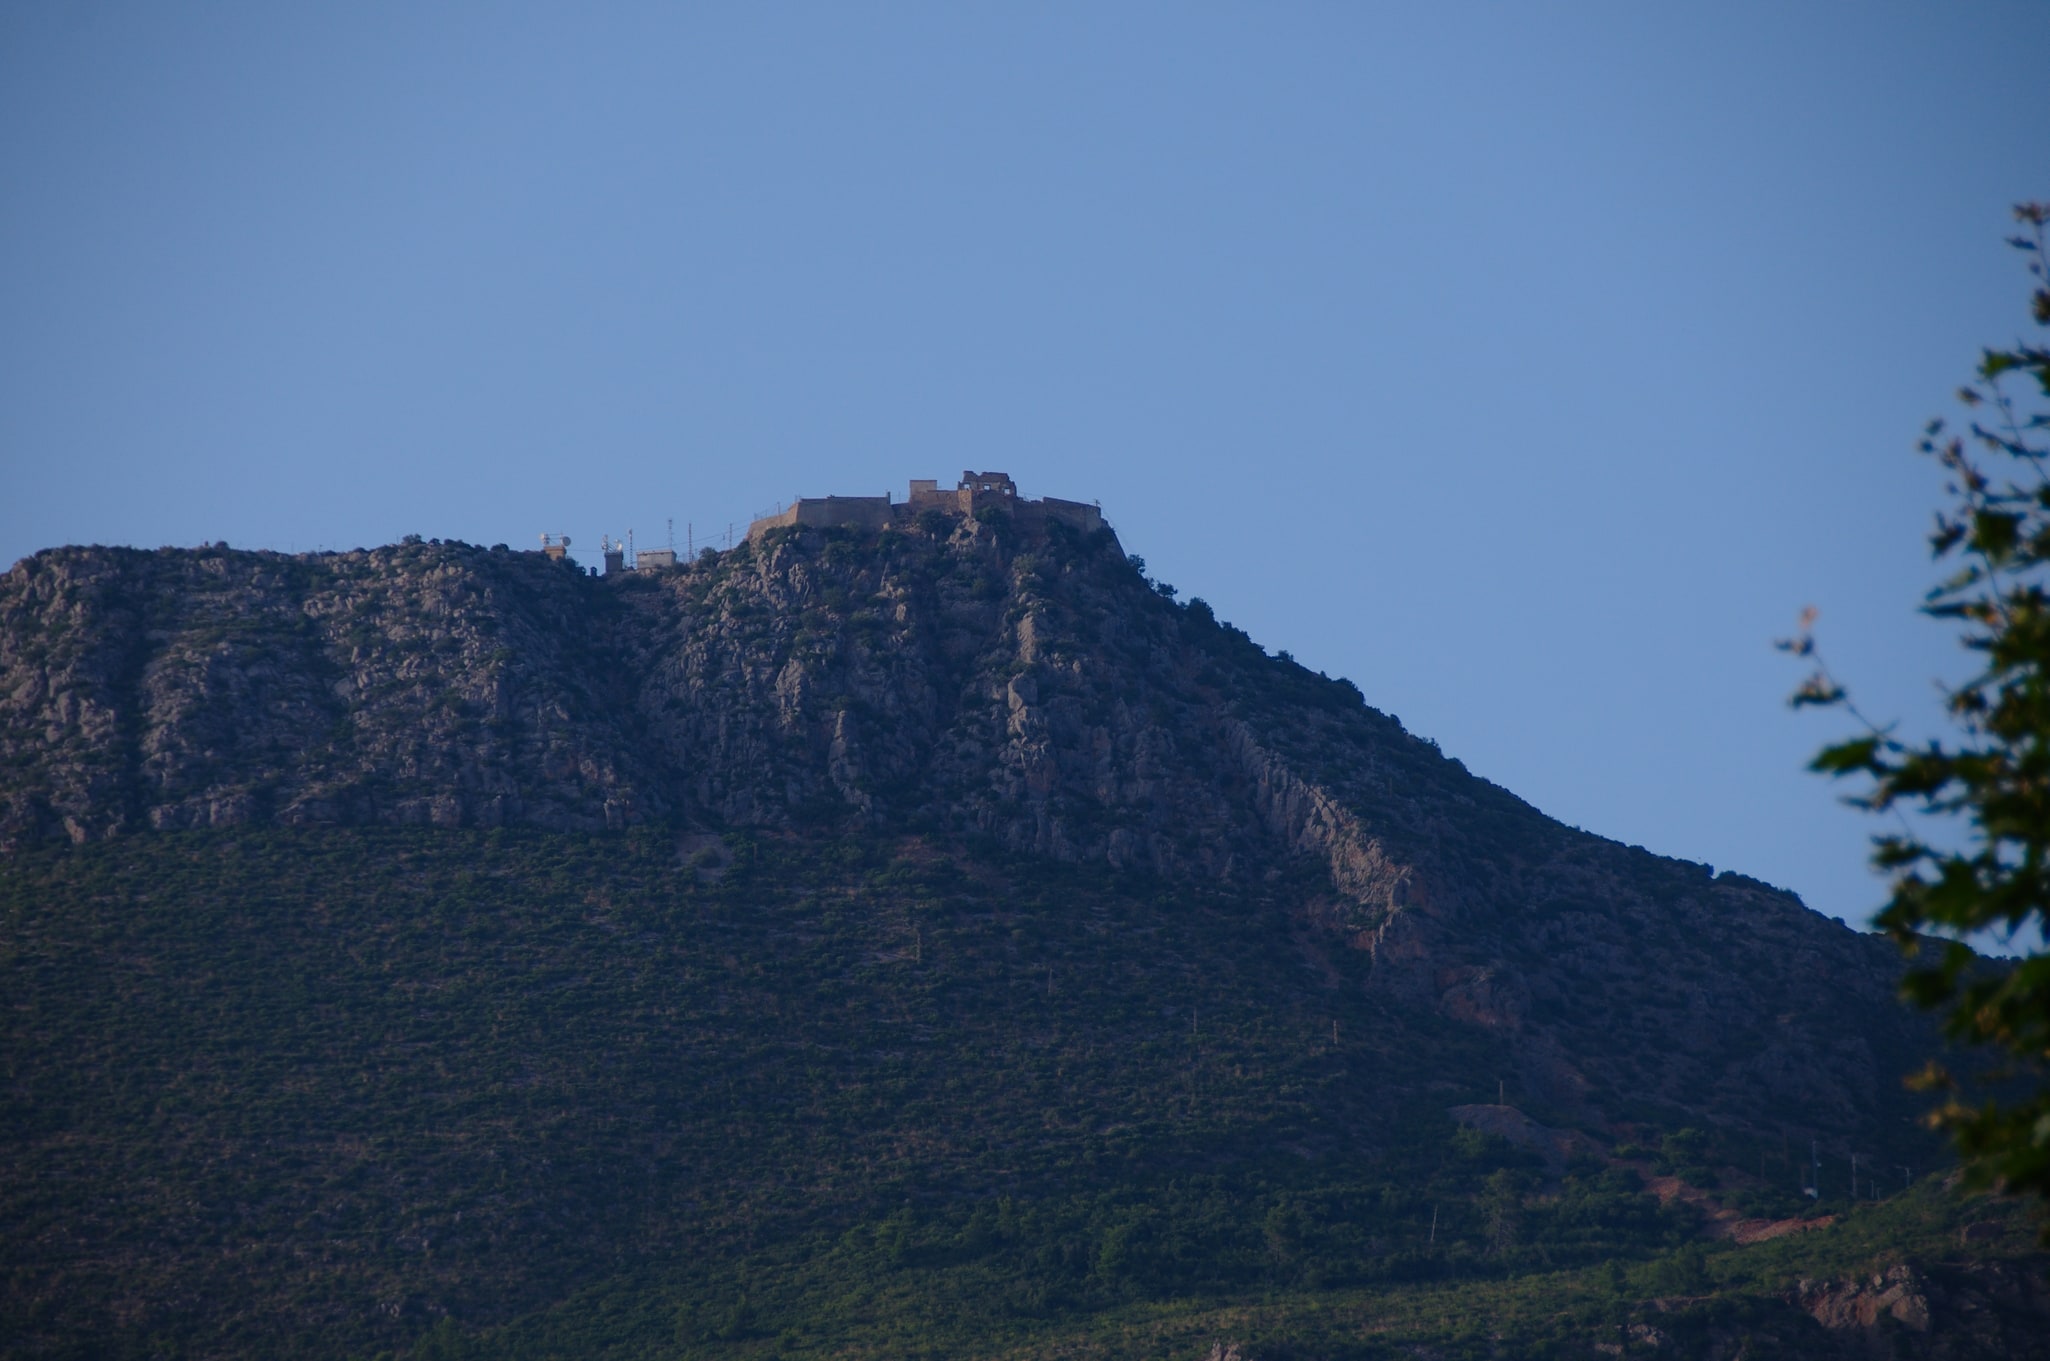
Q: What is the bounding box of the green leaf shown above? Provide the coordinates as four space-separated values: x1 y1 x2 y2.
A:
1810 737 1879 773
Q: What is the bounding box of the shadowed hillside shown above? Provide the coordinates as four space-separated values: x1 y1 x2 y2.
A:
0 511 2019 1359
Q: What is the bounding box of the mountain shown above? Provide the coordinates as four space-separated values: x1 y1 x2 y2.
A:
0 493 2037 1359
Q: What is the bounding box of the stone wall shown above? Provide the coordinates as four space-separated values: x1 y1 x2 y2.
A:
747 495 895 541
903 483 975 517
1036 496 1104 534
747 476 1103 542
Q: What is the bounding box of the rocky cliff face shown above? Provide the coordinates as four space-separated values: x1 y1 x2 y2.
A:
0 540 651 841
1788 1261 2050 1359
0 514 1930 1148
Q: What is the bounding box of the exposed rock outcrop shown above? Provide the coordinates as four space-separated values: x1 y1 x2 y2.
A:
0 516 1937 1151
1789 1261 2050 1358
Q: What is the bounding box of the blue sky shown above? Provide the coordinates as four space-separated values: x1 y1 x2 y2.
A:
3 2 2046 933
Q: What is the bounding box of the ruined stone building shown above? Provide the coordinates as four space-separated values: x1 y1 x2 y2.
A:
745 472 1103 543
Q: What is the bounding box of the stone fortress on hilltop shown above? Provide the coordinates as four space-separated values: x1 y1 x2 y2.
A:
578 473 1105 576
745 471 1105 544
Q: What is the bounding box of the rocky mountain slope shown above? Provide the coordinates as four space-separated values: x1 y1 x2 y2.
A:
0 512 1928 1151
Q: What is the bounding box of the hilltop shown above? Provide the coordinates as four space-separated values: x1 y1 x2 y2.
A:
0 484 1928 1138
0 483 2036 1358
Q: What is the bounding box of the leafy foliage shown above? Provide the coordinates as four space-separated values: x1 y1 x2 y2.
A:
1784 203 2050 1225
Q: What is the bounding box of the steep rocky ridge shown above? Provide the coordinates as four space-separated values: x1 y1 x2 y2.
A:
0 515 1930 1149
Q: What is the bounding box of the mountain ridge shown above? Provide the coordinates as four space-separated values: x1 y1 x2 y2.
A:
0 518 1924 1142
1 508 2001 1358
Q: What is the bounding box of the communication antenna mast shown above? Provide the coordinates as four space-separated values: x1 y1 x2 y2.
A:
626 527 634 569
667 518 675 551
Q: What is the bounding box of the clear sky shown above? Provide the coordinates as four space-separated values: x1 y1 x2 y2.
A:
4 3 2046 934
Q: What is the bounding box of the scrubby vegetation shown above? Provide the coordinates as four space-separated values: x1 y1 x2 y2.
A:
2 829 2027 1359
485 1177 2038 1360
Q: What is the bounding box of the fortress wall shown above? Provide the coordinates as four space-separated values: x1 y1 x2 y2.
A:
904 486 973 516
748 496 894 542
748 507 799 539
1036 497 1103 534
748 482 1104 543
796 496 894 533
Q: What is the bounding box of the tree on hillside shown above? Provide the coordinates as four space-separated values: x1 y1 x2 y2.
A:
1784 203 2050 1231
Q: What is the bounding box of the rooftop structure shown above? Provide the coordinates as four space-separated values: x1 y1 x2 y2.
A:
598 531 678 575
